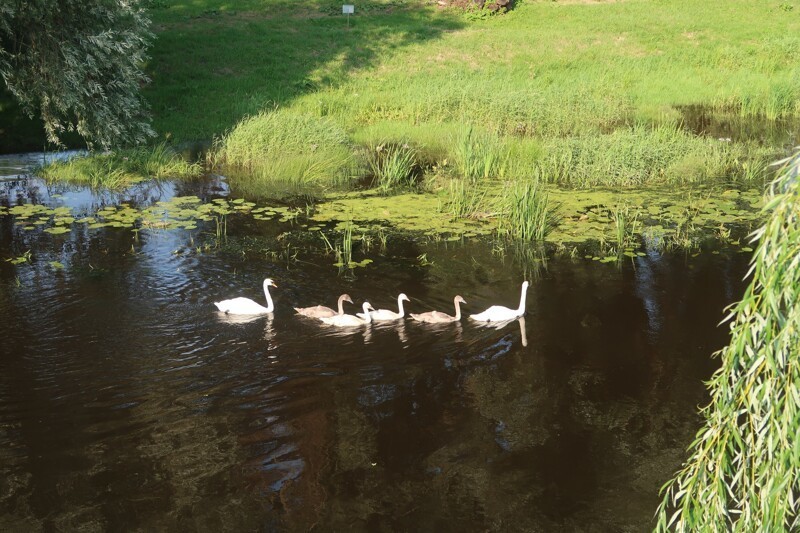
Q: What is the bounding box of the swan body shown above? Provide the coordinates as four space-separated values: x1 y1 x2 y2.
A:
358 293 410 321
470 281 529 322
214 278 277 315
410 295 466 324
295 294 353 318
321 302 375 327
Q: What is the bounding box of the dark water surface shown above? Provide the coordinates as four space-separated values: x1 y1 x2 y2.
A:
0 173 750 531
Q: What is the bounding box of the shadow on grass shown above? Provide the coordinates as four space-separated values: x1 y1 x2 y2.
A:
0 88 86 153
144 0 465 142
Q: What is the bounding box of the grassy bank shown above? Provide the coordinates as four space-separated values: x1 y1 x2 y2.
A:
145 0 800 141
38 143 202 189
28 0 800 236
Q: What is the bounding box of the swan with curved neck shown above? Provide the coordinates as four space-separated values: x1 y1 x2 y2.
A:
410 295 466 324
295 294 353 318
469 281 528 322
358 293 410 321
320 302 375 327
214 278 277 315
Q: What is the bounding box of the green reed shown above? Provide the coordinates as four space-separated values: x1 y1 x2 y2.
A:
38 142 200 189
445 178 488 219
496 179 554 241
611 203 640 250
451 126 508 182
366 140 418 194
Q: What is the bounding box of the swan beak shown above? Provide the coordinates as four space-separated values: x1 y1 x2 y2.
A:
271 281 278 287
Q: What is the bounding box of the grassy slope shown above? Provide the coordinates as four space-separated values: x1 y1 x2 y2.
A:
145 0 800 142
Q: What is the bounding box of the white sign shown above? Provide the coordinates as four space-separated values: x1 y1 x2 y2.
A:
343 5 354 14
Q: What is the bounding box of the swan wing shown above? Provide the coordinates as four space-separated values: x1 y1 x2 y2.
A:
469 305 518 322
369 309 402 321
411 311 453 323
321 314 363 327
295 305 336 318
215 297 270 315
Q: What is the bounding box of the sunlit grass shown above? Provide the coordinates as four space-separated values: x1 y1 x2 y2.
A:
209 109 357 193
38 143 201 189
496 179 555 241
365 140 418 194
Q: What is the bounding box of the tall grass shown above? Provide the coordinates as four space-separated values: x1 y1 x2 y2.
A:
210 109 356 190
611 203 640 250
38 143 201 189
444 178 488 219
365 140 418 194
535 125 776 187
496 179 555 241
654 151 800 530
451 126 508 182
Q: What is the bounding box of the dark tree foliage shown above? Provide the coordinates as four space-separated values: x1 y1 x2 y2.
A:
0 0 155 149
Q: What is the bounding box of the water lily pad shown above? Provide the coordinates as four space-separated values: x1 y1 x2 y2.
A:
44 226 71 235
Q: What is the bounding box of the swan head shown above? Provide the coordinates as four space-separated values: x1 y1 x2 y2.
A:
340 294 354 304
522 281 529 290
263 278 277 288
455 295 467 305
362 302 375 313
398 293 410 302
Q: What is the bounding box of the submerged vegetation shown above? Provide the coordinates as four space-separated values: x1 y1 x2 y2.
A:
655 152 800 530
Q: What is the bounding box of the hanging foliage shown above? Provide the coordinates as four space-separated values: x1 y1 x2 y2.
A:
655 151 800 530
0 0 155 149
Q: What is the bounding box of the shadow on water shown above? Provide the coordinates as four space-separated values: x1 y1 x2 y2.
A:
678 104 800 147
0 173 752 530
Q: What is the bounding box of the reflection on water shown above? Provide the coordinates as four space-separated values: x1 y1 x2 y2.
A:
0 175 751 531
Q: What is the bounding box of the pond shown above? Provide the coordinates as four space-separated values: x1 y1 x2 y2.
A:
0 162 750 530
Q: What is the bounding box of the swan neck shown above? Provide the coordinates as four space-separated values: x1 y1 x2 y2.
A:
337 296 345 315
263 282 274 312
363 304 372 323
453 297 462 321
517 284 527 314
397 296 406 317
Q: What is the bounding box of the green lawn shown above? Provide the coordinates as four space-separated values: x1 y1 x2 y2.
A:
146 0 800 141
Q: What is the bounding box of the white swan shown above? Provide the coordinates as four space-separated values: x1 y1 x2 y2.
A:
358 293 410 321
320 302 375 327
470 281 528 322
214 278 277 315
410 295 466 324
295 294 353 318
